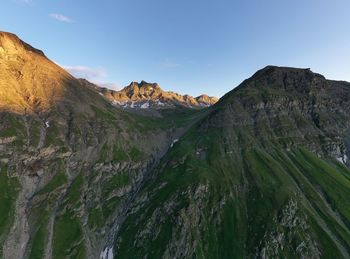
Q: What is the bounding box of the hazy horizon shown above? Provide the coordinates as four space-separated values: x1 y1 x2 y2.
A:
2 0 350 97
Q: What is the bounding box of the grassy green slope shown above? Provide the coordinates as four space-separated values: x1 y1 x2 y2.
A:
115 127 350 258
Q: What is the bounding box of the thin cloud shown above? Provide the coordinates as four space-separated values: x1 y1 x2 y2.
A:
63 65 118 90
63 65 106 80
49 13 73 23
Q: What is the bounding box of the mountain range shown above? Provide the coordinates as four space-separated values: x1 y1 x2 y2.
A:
0 31 349 259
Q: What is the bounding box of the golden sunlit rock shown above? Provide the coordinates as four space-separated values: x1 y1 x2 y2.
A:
0 32 73 114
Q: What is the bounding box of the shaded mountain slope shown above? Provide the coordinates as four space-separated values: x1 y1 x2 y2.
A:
113 66 350 258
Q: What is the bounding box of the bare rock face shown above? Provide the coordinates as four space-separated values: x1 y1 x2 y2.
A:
96 80 218 109
195 94 218 106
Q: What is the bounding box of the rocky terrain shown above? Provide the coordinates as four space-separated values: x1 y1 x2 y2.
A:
0 31 349 259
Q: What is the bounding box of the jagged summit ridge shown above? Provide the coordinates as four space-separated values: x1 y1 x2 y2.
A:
98 80 218 109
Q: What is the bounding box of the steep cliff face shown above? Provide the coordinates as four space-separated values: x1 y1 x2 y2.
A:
113 66 350 258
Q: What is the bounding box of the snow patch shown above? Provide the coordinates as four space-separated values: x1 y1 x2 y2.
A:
198 103 209 107
170 139 178 148
45 121 50 128
157 100 165 106
140 102 150 109
100 247 113 259
336 154 348 165
99 92 104 96
112 100 125 106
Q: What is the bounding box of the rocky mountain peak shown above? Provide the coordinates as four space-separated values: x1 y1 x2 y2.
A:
196 94 218 106
123 81 163 99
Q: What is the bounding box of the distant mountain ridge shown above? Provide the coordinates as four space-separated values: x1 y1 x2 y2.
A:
93 80 218 109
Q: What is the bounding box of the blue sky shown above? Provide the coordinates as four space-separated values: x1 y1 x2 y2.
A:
1 0 350 97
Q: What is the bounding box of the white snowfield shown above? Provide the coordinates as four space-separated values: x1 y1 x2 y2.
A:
109 97 208 110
